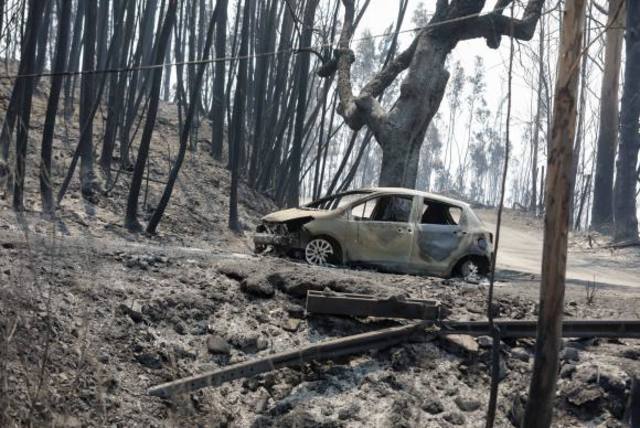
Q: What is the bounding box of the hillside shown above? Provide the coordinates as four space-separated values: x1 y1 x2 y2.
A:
0 81 639 427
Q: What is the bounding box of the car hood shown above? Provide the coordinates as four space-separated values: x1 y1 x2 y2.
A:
262 208 338 223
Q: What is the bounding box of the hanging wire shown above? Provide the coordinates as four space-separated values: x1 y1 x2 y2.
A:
0 3 555 81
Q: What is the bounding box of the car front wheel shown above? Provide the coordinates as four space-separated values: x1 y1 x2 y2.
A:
304 237 341 266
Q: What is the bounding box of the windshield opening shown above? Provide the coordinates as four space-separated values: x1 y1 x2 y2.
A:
304 191 372 210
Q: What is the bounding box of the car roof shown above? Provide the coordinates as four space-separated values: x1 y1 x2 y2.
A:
361 187 470 208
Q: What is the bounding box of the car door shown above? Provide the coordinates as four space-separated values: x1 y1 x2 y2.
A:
347 194 416 271
411 198 465 276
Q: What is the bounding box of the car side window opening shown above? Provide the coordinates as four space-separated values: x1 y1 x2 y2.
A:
420 199 462 225
351 195 413 223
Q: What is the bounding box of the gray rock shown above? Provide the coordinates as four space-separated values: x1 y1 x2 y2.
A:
338 403 360 420
286 303 305 319
118 304 144 323
229 332 260 353
283 318 301 332
173 321 186 335
565 382 604 407
207 335 231 355
560 363 577 379
421 398 444 414
440 334 479 356
454 396 482 412
560 346 580 362
510 347 530 362
477 335 493 348
241 276 275 298
443 412 466 425
135 352 162 369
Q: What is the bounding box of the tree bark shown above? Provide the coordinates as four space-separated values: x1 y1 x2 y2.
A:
613 2 640 242
63 0 85 122
523 1 587 426
530 17 545 213
285 0 319 206
124 0 177 231
591 0 625 231
210 0 228 160
146 1 220 234
40 0 72 215
99 0 134 181
78 0 98 199
229 0 251 231
12 0 45 210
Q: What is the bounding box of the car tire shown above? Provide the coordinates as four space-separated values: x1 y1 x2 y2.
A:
456 256 489 278
304 237 341 266
459 259 479 278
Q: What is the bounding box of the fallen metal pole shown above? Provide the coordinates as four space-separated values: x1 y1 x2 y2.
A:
148 319 640 397
148 321 432 398
442 319 640 339
305 290 443 320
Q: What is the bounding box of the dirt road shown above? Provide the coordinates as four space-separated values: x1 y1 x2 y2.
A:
478 209 640 290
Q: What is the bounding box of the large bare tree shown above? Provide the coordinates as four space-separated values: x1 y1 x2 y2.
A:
332 0 545 188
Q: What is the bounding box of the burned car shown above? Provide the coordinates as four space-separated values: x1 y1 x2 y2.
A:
254 187 493 278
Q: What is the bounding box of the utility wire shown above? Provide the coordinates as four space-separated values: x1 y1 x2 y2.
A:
0 4 543 81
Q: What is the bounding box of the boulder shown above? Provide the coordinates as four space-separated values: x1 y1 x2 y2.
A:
454 396 482 412
240 276 275 298
207 335 231 355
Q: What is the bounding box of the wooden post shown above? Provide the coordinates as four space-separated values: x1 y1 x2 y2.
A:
523 0 587 426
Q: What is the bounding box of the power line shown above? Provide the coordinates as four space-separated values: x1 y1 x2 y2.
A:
0 4 528 81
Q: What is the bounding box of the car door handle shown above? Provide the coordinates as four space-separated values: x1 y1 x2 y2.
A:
454 231 467 236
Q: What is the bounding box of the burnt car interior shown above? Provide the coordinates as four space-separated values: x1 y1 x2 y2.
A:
420 199 462 225
351 195 413 222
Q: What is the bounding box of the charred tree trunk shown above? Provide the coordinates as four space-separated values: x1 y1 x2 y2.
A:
229 0 251 232
147 1 220 234
613 3 640 242
591 0 624 231
12 0 45 210
285 0 319 206
33 0 53 88
99 0 134 181
40 0 72 215
78 0 98 199
63 0 85 122
124 0 177 232
523 1 587 426
530 18 544 214
211 0 228 159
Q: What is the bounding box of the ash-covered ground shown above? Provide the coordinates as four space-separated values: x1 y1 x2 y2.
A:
1 222 639 427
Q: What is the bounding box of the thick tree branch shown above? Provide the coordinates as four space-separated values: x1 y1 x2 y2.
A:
360 37 417 98
335 0 363 129
450 0 545 48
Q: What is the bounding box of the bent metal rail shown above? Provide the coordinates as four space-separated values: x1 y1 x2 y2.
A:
148 291 640 397
148 318 640 397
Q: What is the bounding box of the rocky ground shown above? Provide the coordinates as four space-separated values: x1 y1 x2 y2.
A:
1 225 639 427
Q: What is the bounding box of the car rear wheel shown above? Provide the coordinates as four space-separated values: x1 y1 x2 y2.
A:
456 256 489 278
305 237 341 266
459 259 480 278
